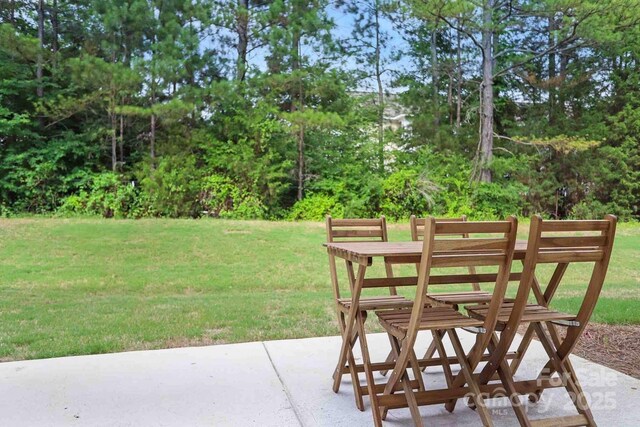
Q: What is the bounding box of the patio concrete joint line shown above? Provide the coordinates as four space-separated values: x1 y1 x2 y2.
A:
262 341 305 427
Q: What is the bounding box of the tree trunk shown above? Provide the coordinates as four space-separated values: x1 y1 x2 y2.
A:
150 112 156 166
111 117 117 172
477 0 494 183
36 0 44 99
374 0 385 173
119 113 124 165
51 0 59 54
297 124 305 201
292 15 304 201
431 26 439 126
548 15 557 126
150 24 157 168
110 90 117 172
236 0 249 82
9 0 15 24
36 0 45 128
447 72 453 126
455 26 462 130
559 37 569 118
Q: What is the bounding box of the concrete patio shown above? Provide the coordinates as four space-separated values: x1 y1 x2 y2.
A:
1 332 639 426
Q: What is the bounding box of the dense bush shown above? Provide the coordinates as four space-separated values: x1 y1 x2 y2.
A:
58 172 138 218
380 170 435 220
200 175 267 219
470 182 527 220
288 194 345 221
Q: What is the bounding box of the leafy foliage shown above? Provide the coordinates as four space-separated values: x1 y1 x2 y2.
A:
0 1 639 221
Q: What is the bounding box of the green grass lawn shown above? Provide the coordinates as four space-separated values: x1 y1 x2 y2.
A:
1 218 638 361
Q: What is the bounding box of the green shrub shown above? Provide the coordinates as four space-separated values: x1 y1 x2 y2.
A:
570 199 631 220
288 194 344 221
137 156 203 218
58 172 138 218
470 182 526 219
200 175 267 219
380 170 436 220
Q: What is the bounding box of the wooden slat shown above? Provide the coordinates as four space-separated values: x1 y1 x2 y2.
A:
542 220 609 232
529 414 589 427
429 272 522 285
428 292 491 304
413 217 465 226
435 221 512 234
363 276 418 288
330 218 382 226
466 303 579 324
361 379 421 395
433 237 509 251
361 272 522 288
431 252 507 267
324 240 528 258
539 235 607 248
331 229 384 238
343 352 518 375
536 250 603 263
377 378 562 410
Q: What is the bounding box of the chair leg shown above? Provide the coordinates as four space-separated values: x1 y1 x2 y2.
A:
401 370 424 427
380 334 402 421
331 311 347 386
332 311 365 411
420 340 438 372
487 333 532 427
531 322 597 426
447 329 494 427
432 330 455 388
409 348 426 392
346 338 365 411
356 313 384 427
380 335 398 377
510 323 535 376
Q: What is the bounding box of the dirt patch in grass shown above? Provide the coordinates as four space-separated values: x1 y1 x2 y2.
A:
520 323 640 380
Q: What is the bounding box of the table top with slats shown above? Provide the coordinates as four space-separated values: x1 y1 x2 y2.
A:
324 240 528 260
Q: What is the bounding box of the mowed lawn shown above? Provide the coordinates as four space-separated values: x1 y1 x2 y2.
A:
1 218 638 361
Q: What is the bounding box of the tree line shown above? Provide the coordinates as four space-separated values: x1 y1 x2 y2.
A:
1 0 639 220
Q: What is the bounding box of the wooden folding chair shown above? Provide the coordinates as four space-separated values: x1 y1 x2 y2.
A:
410 215 491 307
410 215 499 372
326 216 414 411
466 215 617 427
371 217 518 427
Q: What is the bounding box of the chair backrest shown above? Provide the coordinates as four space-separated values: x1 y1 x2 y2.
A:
410 215 481 291
478 214 617 381
531 215 617 354
325 216 391 299
326 216 388 243
409 215 468 241
403 217 518 364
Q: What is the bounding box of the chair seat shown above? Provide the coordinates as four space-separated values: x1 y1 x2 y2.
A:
465 302 579 329
337 295 413 312
377 306 484 338
427 291 492 306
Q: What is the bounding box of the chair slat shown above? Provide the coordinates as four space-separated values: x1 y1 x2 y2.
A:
433 237 509 251
332 229 384 238
330 218 383 227
539 235 607 248
362 272 522 288
541 220 609 232
431 252 508 268
435 221 513 234
536 250 604 264
411 216 468 240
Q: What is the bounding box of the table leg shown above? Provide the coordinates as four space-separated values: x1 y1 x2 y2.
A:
331 262 367 400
